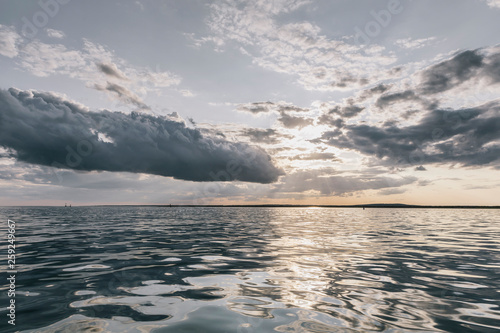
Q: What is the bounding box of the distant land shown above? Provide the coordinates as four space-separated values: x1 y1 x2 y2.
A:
83 203 500 209
4 204 499 208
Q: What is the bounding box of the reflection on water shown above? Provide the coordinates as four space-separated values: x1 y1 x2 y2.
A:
0 207 499 332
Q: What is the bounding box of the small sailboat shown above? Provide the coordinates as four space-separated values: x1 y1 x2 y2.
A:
65 203 67 207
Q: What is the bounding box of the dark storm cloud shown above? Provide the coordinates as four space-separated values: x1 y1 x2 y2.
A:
96 62 128 80
241 128 291 144
0 88 283 183
94 81 149 110
317 102 500 167
419 50 484 94
278 112 313 129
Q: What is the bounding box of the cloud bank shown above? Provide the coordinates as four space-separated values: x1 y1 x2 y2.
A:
0 88 283 183
317 103 500 167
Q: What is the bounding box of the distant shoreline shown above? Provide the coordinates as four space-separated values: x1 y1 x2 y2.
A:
3 204 499 209
111 204 500 209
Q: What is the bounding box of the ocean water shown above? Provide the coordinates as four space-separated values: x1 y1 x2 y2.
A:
1 207 499 333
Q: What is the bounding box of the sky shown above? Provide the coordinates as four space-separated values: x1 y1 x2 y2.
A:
0 0 499 206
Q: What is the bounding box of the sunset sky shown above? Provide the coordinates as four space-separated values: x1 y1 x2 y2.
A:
0 0 499 206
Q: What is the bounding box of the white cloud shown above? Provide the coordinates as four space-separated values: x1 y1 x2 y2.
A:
484 0 500 8
179 89 195 97
0 26 183 109
46 28 65 39
0 25 21 58
135 1 145 11
198 0 397 91
395 37 436 50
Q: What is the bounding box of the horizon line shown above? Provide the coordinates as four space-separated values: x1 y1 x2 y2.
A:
2 204 499 209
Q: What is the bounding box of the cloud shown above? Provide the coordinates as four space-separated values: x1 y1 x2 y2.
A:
376 90 421 108
276 104 309 113
0 88 283 183
96 62 129 80
272 169 417 196
360 48 500 113
483 0 500 9
378 188 407 195
46 28 65 39
0 25 183 108
0 25 21 58
419 50 484 95
317 102 500 168
289 152 340 161
236 101 309 115
374 89 439 112
328 104 365 118
237 101 275 114
484 51 500 84
316 100 365 128
414 165 427 171
278 112 313 129
94 82 149 110
395 37 436 50
363 84 392 97
179 89 195 97
241 128 291 144
199 1 397 91
317 114 345 128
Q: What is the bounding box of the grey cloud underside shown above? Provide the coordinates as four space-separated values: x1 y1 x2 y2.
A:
96 62 128 80
93 82 149 110
237 101 309 114
237 101 274 114
375 89 440 110
278 112 313 129
419 49 500 94
328 104 365 118
0 88 283 183
241 128 292 144
272 169 417 196
370 49 500 109
316 103 500 167
289 152 340 161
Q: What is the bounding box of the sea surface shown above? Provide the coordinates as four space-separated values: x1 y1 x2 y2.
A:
1 206 499 332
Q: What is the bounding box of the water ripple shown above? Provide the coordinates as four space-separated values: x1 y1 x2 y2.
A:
1 206 499 332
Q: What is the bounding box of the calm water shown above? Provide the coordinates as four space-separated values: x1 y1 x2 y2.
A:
1 207 499 332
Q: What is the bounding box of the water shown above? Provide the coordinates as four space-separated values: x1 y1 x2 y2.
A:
1 207 499 332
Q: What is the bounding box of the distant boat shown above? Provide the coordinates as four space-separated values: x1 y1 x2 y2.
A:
65 203 67 207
